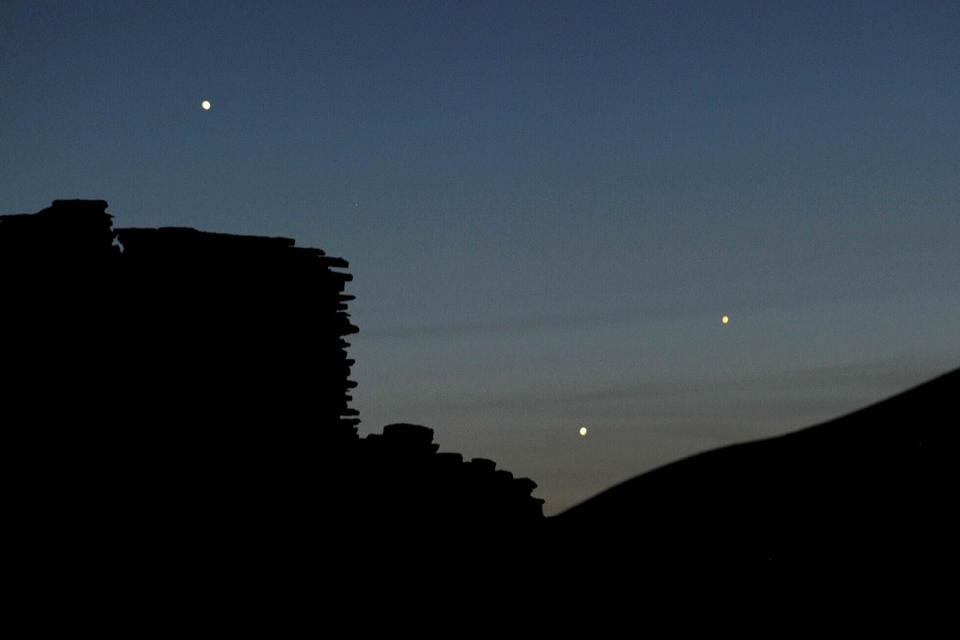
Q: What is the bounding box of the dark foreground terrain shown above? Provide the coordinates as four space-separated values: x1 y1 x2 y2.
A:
554 367 957 565
3 200 954 621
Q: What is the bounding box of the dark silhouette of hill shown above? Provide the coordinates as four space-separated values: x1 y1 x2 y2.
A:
551 367 958 566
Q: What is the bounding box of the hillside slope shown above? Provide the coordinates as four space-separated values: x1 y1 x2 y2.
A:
551 368 957 564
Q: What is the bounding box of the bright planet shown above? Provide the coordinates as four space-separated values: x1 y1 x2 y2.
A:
722 315 730 325
579 427 588 437
201 100 211 111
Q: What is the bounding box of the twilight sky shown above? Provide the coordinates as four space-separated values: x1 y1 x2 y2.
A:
2 0 958 513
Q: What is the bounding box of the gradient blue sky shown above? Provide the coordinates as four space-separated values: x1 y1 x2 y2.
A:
2 1 958 513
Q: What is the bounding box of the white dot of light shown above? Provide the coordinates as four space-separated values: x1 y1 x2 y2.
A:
579 427 588 437
722 315 730 325
201 100 212 111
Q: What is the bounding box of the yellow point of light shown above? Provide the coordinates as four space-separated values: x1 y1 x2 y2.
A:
579 427 588 437
721 315 730 325
201 100 212 111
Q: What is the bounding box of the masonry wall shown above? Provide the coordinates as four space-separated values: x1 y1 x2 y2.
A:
0 199 360 440
2 199 544 572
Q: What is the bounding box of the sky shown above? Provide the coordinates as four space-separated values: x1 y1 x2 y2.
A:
2 0 959 514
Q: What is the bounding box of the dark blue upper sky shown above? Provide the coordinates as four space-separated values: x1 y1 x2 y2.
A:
3 1 959 512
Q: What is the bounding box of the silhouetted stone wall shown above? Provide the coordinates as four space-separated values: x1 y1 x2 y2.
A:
1 200 544 555
114 224 360 440
1 199 359 439
358 423 545 526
